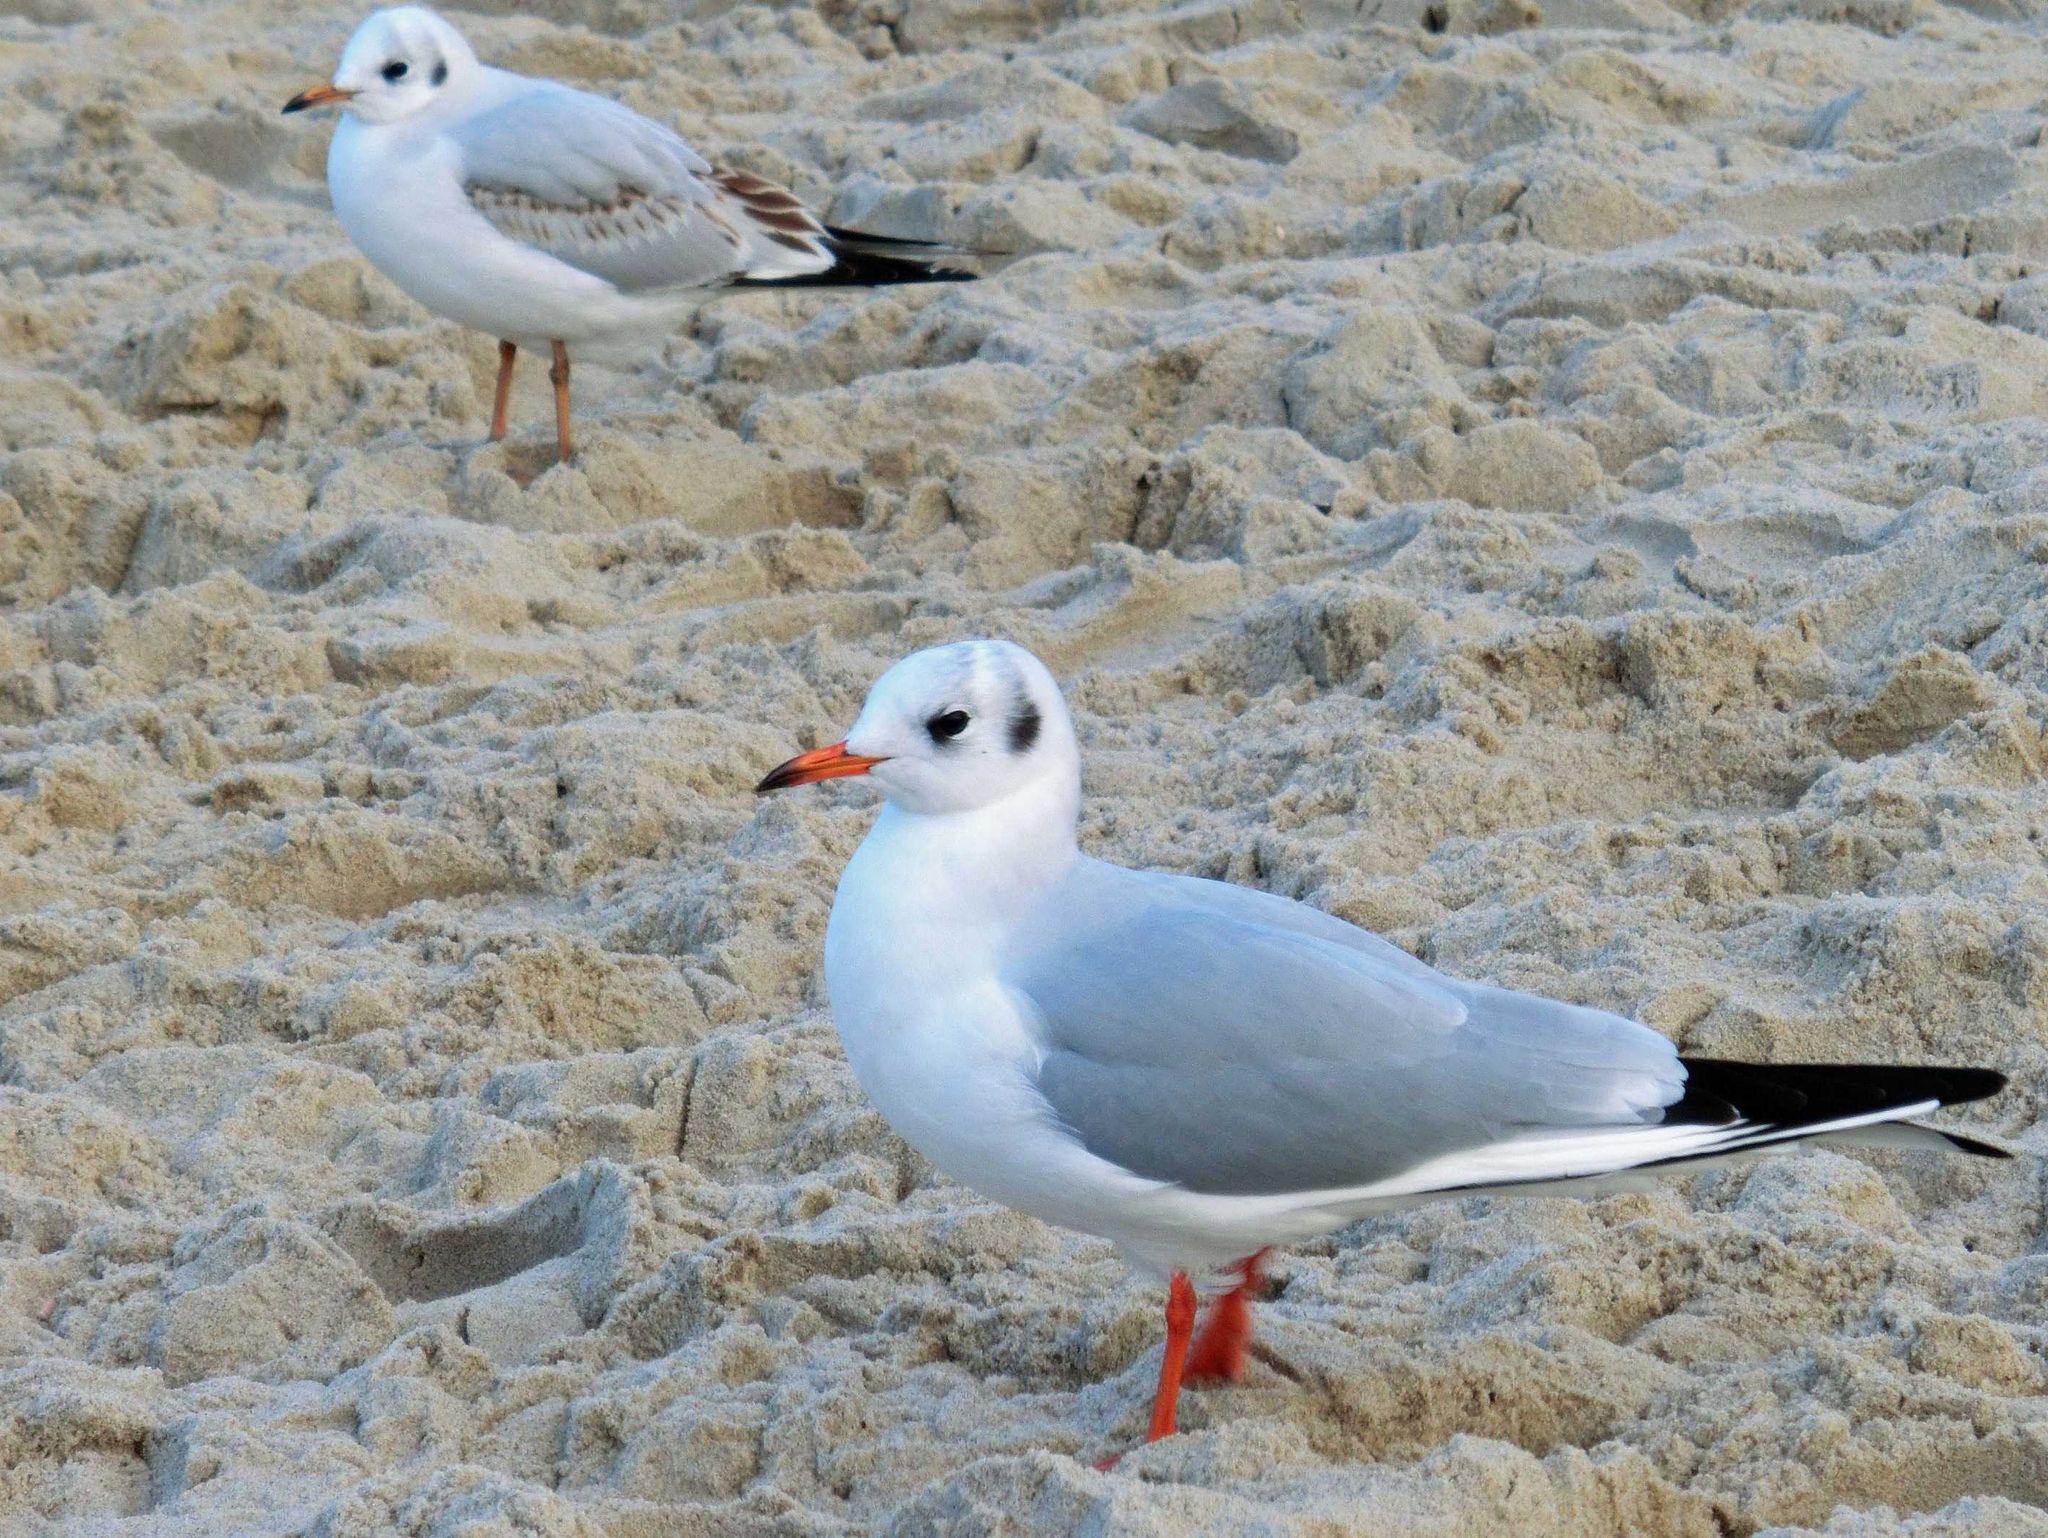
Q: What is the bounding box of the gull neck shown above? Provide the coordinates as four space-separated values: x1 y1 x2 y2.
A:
869 764 1081 909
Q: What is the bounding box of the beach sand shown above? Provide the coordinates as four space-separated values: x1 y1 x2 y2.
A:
1 0 2045 1532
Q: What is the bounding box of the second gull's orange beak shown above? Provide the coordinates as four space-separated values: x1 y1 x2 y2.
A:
755 741 887 794
282 83 357 114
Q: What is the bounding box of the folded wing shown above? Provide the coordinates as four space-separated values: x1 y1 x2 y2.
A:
1004 860 1687 1199
452 85 836 291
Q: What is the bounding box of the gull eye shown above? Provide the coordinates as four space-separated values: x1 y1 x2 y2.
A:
926 709 970 743
381 60 409 82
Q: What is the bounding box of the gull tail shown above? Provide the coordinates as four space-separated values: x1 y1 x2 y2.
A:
737 226 993 289
1658 1058 2011 1161
1319 1058 2010 1217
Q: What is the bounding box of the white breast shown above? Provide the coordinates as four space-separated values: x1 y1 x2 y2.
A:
822 811 1214 1273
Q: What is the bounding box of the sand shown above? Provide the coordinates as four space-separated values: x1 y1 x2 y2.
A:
0 0 2044 1531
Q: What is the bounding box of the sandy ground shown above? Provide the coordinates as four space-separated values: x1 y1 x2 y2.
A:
0 0 2045 1532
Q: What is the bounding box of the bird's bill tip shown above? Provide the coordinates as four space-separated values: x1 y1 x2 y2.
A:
755 741 887 794
282 83 355 114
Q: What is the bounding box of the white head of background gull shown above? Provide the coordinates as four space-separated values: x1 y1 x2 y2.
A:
314 6 480 126
283 6 984 462
757 638 2010 1465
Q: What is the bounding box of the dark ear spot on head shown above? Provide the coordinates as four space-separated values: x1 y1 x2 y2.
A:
1009 701 1041 754
432 60 448 85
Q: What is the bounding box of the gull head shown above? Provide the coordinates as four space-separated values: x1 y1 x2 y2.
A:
757 640 1079 818
283 6 479 123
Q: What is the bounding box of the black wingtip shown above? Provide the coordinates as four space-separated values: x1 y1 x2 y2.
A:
1668 1058 2010 1158
1934 1127 2015 1159
1931 1067 2010 1105
734 226 990 291
820 224 1012 261
734 256 978 289
1676 1059 2007 1115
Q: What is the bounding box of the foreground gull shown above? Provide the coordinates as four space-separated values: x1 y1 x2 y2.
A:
283 6 977 461
757 639 2009 1461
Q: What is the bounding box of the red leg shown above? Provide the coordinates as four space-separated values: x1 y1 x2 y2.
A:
1145 1272 1199 1441
549 339 572 462
1096 1271 1199 1470
489 340 516 442
1184 1248 1268 1384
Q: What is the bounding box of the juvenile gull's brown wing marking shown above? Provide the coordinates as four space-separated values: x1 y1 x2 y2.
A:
469 187 718 252
707 166 832 256
466 182 766 292
705 166 834 259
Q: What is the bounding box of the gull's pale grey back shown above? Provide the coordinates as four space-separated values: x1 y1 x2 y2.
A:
1005 857 1686 1197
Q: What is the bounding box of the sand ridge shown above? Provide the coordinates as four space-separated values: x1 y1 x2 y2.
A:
0 0 2044 1532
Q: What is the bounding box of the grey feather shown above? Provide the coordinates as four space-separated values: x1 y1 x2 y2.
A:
1003 860 1685 1197
458 84 711 201
451 83 831 292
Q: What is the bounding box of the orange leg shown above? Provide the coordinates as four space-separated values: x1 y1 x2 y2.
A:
1098 1271 1199 1469
1185 1248 1269 1384
490 340 516 442
549 340 572 462
1146 1272 1199 1441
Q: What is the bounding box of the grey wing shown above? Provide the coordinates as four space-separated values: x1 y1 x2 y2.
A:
451 86 833 292
1107 865 1449 985
1004 861 1684 1198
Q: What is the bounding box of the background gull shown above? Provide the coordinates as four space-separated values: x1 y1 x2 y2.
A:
282 5 980 462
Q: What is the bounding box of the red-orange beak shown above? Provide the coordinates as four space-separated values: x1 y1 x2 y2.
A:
754 741 887 794
282 83 357 114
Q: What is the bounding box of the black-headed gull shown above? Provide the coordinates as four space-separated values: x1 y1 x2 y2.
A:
756 639 2008 1460
283 6 979 462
